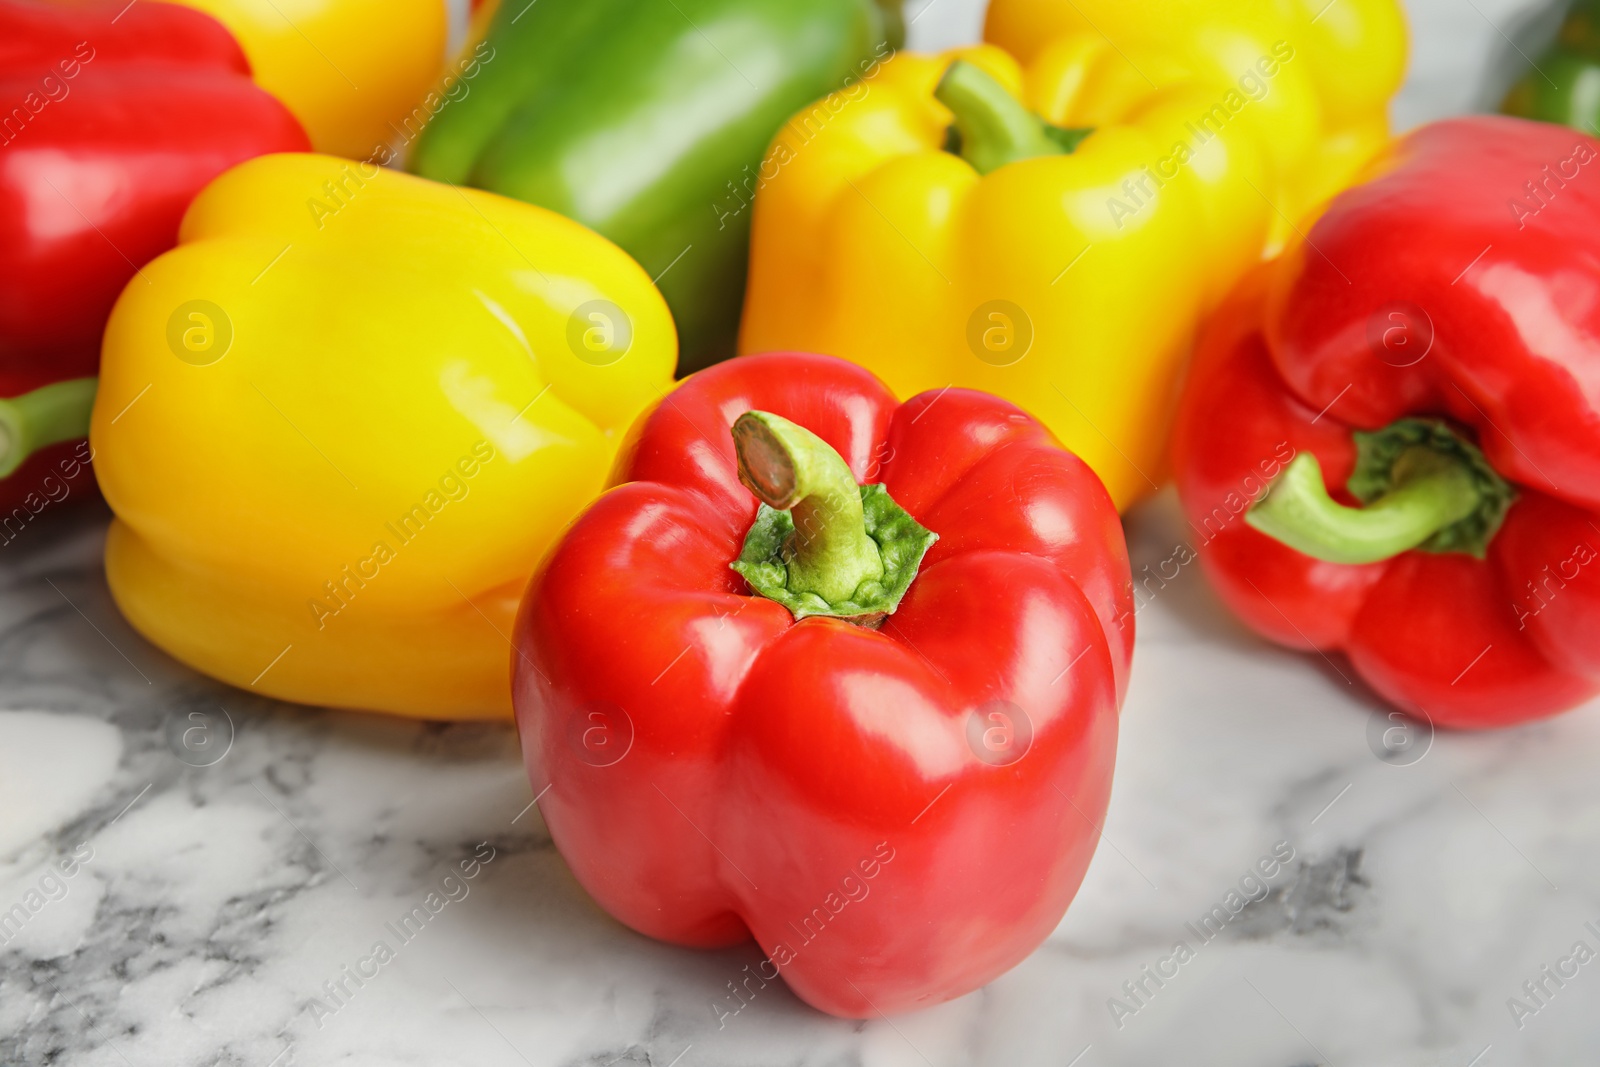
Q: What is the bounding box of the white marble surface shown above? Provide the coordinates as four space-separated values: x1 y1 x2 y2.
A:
6 1 1600 1064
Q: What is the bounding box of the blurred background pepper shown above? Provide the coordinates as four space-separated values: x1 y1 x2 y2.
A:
1495 0 1600 133
409 0 904 375
0 0 309 513
156 0 449 160
983 0 1408 248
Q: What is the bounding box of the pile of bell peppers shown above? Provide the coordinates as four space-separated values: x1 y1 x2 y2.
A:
11 0 1599 1023
739 0 1407 510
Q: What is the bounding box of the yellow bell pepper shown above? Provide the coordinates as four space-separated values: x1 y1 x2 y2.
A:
738 1 1405 510
162 0 449 160
90 153 675 719
984 0 1408 251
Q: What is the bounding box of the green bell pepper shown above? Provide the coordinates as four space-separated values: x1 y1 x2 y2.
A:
411 0 904 375
1500 0 1600 134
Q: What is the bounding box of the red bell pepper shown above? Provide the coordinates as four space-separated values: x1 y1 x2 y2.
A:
512 352 1132 1017
0 0 308 511
1173 116 1600 729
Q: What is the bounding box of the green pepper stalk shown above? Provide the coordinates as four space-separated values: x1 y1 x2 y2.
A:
730 410 936 622
733 411 884 602
1246 418 1516 565
0 378 97 480
935 59 1092 175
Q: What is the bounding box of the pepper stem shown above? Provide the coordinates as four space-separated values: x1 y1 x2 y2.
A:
0 377 97 480
935 60 1089 175
1247 450 1488 564
1248 419 1520 565
733 411 884 604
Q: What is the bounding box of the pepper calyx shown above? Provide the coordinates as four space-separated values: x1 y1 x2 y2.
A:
1348 418 1516 556
729 410 936 625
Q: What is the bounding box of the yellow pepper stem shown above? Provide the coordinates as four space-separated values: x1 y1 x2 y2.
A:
935 59 1090 174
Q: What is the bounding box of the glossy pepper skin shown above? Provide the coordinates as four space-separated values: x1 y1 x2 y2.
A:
513 352 1132 1017
0 0 307 513
739 0 1406 513
92 154 675 720
1 0 308 379
983 0 1408 239
409 0 904 375
157 0 448 159
1172 118 1600 729
1499 0 1600 134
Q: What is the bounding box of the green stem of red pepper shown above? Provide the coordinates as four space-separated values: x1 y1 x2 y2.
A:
1247 418 1516 565
935 59 1091 175
0 378 97 480
733 411 885 602
730 410 937 623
